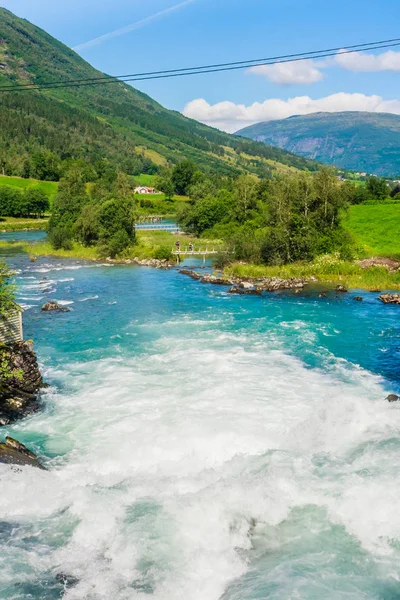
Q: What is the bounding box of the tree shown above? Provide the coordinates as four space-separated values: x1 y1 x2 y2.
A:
98 197 137 257
366 176 389 200
234 175 259 222
171 160 197 195
23 188 49 217
155 172 175 200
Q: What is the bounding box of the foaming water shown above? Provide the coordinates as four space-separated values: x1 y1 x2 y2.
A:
1 242 400 599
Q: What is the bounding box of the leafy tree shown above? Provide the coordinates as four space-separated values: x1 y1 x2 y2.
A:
155 171 175 200
171 161 197 195
366 176 389 200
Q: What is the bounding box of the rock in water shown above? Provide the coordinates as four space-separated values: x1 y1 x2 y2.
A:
0 437 45 469
336 285 348 293
41 301 70 312
353 296 363 302
386 394 400 402
379 294 400 305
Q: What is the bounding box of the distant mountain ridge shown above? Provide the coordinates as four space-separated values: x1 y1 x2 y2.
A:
236 112 400 176
0 8 317 180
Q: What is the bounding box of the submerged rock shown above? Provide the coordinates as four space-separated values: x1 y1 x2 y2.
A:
379 294 400 305
228 286 262 296
386 394 400 403
353 296 363 302
0 341 44 425
179 269 202 280
0 437 45 469
41 301 70 312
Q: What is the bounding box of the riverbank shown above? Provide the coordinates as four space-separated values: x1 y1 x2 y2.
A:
0 218 49 232
0 232 224 262
225 256 400 291
2 236 400 292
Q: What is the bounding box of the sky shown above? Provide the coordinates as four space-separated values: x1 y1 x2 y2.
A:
2 0 400 132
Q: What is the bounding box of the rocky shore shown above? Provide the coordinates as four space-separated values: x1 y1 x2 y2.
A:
0 341 44 426
179 269 311 294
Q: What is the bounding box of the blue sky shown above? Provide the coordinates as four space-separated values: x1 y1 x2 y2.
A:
2 0 400 131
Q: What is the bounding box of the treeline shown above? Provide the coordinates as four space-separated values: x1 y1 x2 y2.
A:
345 176 399 204
178 167 353 264
0 186 49 218
48 169 137 258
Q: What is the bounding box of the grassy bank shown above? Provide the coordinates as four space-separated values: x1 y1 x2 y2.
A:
0 217 49 231
0 231 224 262
343 203 400 259
225 257 400 291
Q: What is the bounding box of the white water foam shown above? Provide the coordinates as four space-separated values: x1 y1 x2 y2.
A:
0 323 397 600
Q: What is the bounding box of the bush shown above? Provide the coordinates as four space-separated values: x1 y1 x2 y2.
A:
105 230 131 258
48 227 73 250
154 245 173 261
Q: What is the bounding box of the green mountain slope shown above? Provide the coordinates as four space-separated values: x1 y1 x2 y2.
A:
236 112 400 177
0 8 317 179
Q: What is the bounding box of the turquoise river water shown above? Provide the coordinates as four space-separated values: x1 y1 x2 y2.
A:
1 233 400 599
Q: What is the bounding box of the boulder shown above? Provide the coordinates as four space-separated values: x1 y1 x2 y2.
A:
239 281 254 290
386 394 400 403
0 437 45 469
0 342 44 424
228 286 262 296
179 269 202 280
336 285 348 293
41 301 70 312
379 294 400 305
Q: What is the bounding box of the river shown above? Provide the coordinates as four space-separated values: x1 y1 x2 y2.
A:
1 234 400 599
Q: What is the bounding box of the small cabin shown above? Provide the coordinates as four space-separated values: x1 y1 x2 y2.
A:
134 186 156 195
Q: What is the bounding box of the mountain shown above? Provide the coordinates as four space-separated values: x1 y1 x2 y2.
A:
0 8 317 180
236 112 400 177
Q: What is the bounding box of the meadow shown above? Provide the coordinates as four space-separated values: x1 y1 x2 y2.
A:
343 203 400 258
0 175 58 200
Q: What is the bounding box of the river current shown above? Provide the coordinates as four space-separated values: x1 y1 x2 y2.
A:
1 235 400 599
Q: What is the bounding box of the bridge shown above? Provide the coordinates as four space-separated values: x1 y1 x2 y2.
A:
171 248 223 263
135 223 182 233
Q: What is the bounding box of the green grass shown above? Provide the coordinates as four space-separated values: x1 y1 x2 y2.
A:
133 174 157 187
134 231 223 259
0 231 224 262
344 203 400 258
225 256 400 291
0 175 58 200
0 217 49 231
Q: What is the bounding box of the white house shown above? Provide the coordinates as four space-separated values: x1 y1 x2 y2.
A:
134 186 156 195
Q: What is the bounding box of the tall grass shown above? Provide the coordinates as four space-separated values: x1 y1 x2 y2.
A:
226 255 400 291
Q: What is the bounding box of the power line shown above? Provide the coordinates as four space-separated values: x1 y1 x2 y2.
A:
1 37 399 93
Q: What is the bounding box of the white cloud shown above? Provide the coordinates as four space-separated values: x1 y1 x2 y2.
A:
333 49 400 72
246 50 400 86
183 93 400 132
249 59 324 85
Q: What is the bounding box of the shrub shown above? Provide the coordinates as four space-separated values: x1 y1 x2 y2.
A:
48 227 73 250
154 245 173 261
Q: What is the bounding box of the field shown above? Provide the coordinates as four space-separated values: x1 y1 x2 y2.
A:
0 175 58 200
343 203 400 258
